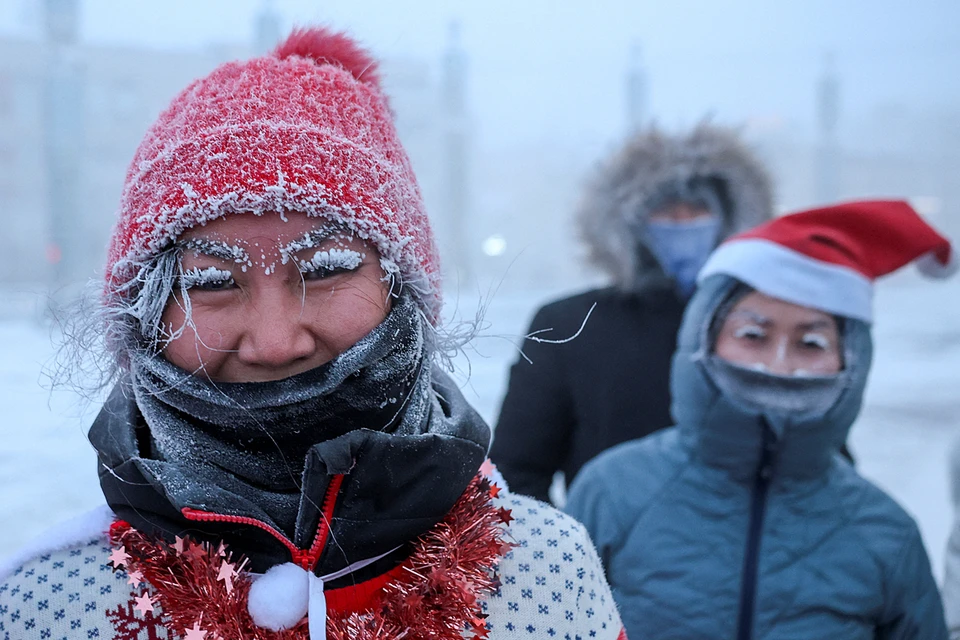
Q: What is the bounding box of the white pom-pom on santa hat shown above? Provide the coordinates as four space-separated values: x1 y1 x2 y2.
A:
698 200 956 323
916 247 959 278
248 562 310 631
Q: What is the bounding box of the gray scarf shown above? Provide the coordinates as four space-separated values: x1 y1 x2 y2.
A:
702 355 848 418
127 294 441 536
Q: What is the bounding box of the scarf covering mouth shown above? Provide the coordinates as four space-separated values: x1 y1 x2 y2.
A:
93 293 492 562
702 355 849 418
128 293 432 493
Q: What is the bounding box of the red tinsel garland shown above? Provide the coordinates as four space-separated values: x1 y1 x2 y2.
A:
108 474 511 640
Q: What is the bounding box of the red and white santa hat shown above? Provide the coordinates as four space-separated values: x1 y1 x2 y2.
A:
105 27 442 320
698 200 957 323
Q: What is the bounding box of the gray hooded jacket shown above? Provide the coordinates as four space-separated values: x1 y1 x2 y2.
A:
566 275 947 640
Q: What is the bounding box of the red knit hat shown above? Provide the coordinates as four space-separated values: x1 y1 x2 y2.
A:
698 200 957 322
105 27 442 319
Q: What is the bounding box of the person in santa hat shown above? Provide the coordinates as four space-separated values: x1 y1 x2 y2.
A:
491 124 778 505
566 200 953 640
0 28 625 640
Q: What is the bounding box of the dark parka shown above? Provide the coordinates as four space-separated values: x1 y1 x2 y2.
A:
566 275 948 640
490 125 774 502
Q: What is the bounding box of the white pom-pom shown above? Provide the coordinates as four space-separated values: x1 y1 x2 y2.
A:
248 563 310 631
916 248 958 279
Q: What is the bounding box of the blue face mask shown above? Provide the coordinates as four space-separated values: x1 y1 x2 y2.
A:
645 217 722 297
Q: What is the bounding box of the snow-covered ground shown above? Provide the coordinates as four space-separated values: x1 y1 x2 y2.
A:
1 272 958 584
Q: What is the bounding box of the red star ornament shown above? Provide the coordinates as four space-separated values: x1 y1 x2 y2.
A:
470 616 490 639
184 541 208 562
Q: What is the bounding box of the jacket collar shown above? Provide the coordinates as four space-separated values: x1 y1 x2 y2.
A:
89 370 489 578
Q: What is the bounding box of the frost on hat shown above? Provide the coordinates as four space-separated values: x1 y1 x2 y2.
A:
105 27 442 319
698 200 957 323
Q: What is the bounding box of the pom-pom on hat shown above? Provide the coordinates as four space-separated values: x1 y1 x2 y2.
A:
105 27 442 320
698 200 957 323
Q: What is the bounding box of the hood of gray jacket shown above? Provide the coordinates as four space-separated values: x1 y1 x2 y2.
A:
670 275 872 482
577 124 774 294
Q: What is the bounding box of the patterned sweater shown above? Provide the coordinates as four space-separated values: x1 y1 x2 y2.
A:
0 492 624 640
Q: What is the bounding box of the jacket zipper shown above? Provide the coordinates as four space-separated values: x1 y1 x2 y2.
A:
182 473 345 571
735 420 776 640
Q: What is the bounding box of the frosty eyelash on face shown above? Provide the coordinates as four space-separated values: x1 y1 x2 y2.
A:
801 332 831 350
733 325 766 340
279 227 354 262
178 266 235 291
175 224 369 285
296 248 365 278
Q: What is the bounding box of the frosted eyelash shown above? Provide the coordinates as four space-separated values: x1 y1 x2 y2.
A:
802 333 830 349
734 325 765 339
297 248 364 273
179 266 234 288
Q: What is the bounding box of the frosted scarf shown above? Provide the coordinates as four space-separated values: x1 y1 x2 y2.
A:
702 355 848 418
127 294 434 535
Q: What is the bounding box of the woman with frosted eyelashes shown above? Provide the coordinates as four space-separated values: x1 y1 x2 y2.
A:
490 125 777 504
566 200 954 640
0 28 625 640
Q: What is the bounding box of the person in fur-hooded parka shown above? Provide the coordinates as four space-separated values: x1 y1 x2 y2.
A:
490 124 774 503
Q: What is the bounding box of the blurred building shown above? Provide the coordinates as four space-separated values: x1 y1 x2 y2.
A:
0 6 248 290
625 41 648 134
0 0 462 298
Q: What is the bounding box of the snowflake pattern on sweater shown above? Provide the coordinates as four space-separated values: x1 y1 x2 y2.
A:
0 493 622 639
0 543 134 640
483 493 621 640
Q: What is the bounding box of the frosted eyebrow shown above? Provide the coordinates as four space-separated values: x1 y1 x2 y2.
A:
798 320 834 331
282 229 332 254
178 238 250 263
279 227 357 261
726 310 771 326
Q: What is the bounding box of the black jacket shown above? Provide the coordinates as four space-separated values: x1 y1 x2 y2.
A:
89 373 487 583
490 287 686 502
492 125 778 503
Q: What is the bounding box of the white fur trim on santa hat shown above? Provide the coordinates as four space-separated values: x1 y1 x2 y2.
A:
698 238 875 322
916 247 958 279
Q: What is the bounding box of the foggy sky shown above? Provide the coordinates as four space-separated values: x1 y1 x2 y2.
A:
3 0 959 152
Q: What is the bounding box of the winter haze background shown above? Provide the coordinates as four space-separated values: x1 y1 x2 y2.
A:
0 0 958 584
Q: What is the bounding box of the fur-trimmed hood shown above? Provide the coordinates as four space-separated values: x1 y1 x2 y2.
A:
577 124 774 293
